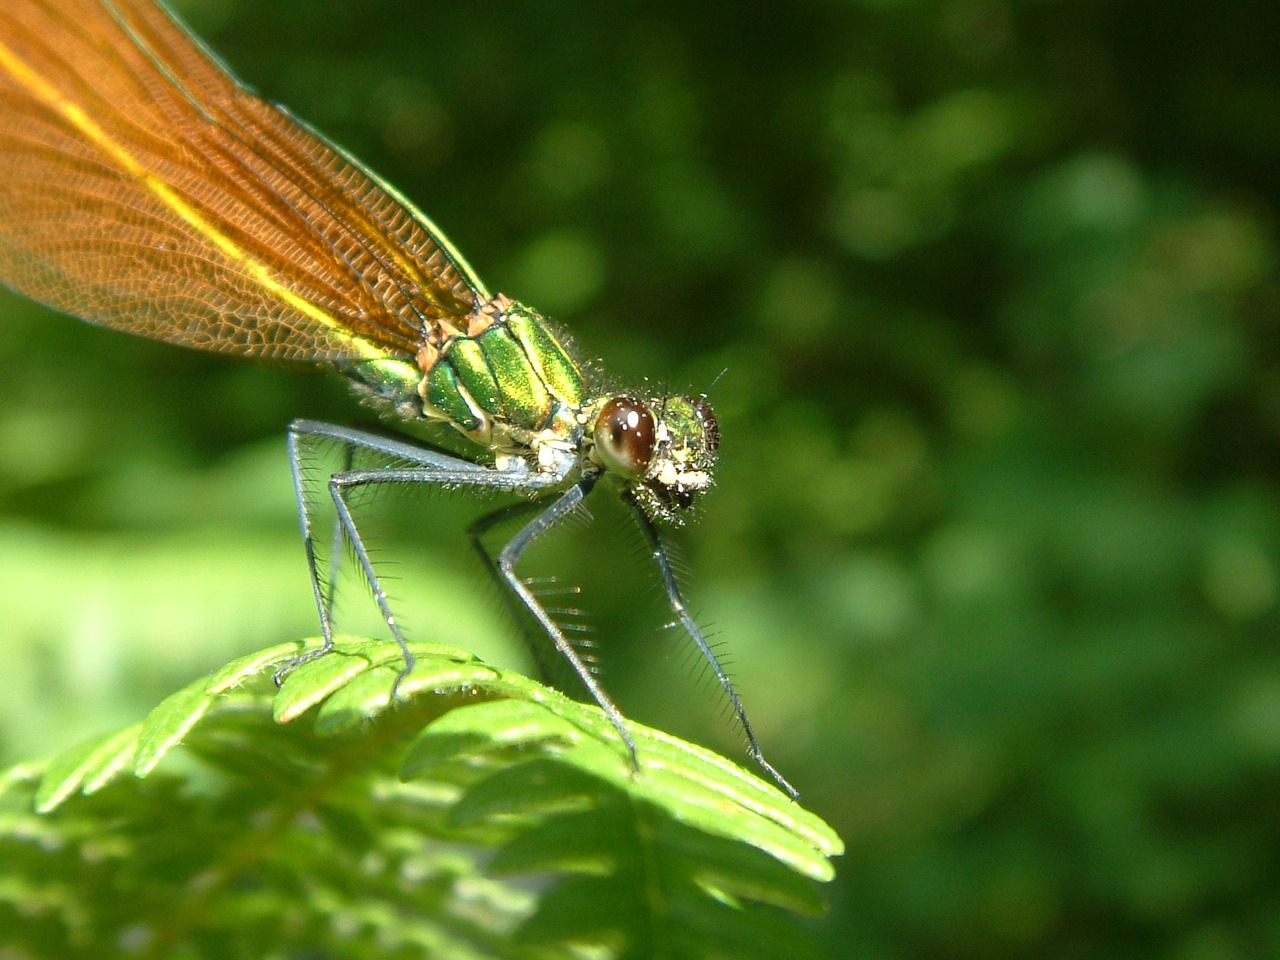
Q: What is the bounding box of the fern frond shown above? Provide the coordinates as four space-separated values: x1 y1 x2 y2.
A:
0 638 842 959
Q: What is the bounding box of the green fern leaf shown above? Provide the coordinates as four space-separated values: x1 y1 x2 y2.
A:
0 637 842 959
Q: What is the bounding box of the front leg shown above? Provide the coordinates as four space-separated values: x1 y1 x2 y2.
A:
481 475 644 771
623 493 799 800
467 497 570 685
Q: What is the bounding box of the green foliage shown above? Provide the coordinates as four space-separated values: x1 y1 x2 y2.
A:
4 1 1280 958
0 638 840 959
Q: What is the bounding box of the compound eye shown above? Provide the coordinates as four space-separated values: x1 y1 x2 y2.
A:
593 397 656 479
694 396 719 454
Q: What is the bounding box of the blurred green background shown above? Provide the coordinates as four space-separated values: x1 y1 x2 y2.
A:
2 0 1279 956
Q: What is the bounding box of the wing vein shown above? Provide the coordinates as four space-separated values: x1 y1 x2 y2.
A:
0 0 485 364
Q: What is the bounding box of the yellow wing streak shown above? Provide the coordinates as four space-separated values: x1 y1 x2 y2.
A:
0 35 384 363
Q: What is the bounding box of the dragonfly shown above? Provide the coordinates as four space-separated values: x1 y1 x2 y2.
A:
0 0 796 799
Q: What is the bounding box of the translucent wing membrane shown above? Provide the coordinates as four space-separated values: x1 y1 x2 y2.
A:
0 0 485 363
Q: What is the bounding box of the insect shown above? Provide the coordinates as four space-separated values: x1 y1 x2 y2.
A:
0 0 796 798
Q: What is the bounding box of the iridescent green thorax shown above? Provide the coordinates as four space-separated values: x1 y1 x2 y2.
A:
416 297 586 456
343 295 718 521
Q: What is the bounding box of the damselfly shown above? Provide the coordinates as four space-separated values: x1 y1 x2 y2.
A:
0 0 795 798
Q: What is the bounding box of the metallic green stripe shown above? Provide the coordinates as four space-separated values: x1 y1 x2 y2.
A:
477 326 551 428
507 310 586 408
448 338 502 417
426 363 481 432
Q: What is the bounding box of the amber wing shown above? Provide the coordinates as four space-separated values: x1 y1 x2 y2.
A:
0 0 484 363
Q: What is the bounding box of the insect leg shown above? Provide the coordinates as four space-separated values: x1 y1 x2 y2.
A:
624 494 799 800
285 419 561 682
285 423 338 668
483 476 646 772
323 440 357 625
467 497 570 684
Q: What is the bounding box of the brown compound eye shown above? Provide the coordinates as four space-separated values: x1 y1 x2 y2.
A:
694 396 719 454
593 396 656 479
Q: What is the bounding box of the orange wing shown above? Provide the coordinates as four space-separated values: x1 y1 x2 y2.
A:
0 0 485 363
